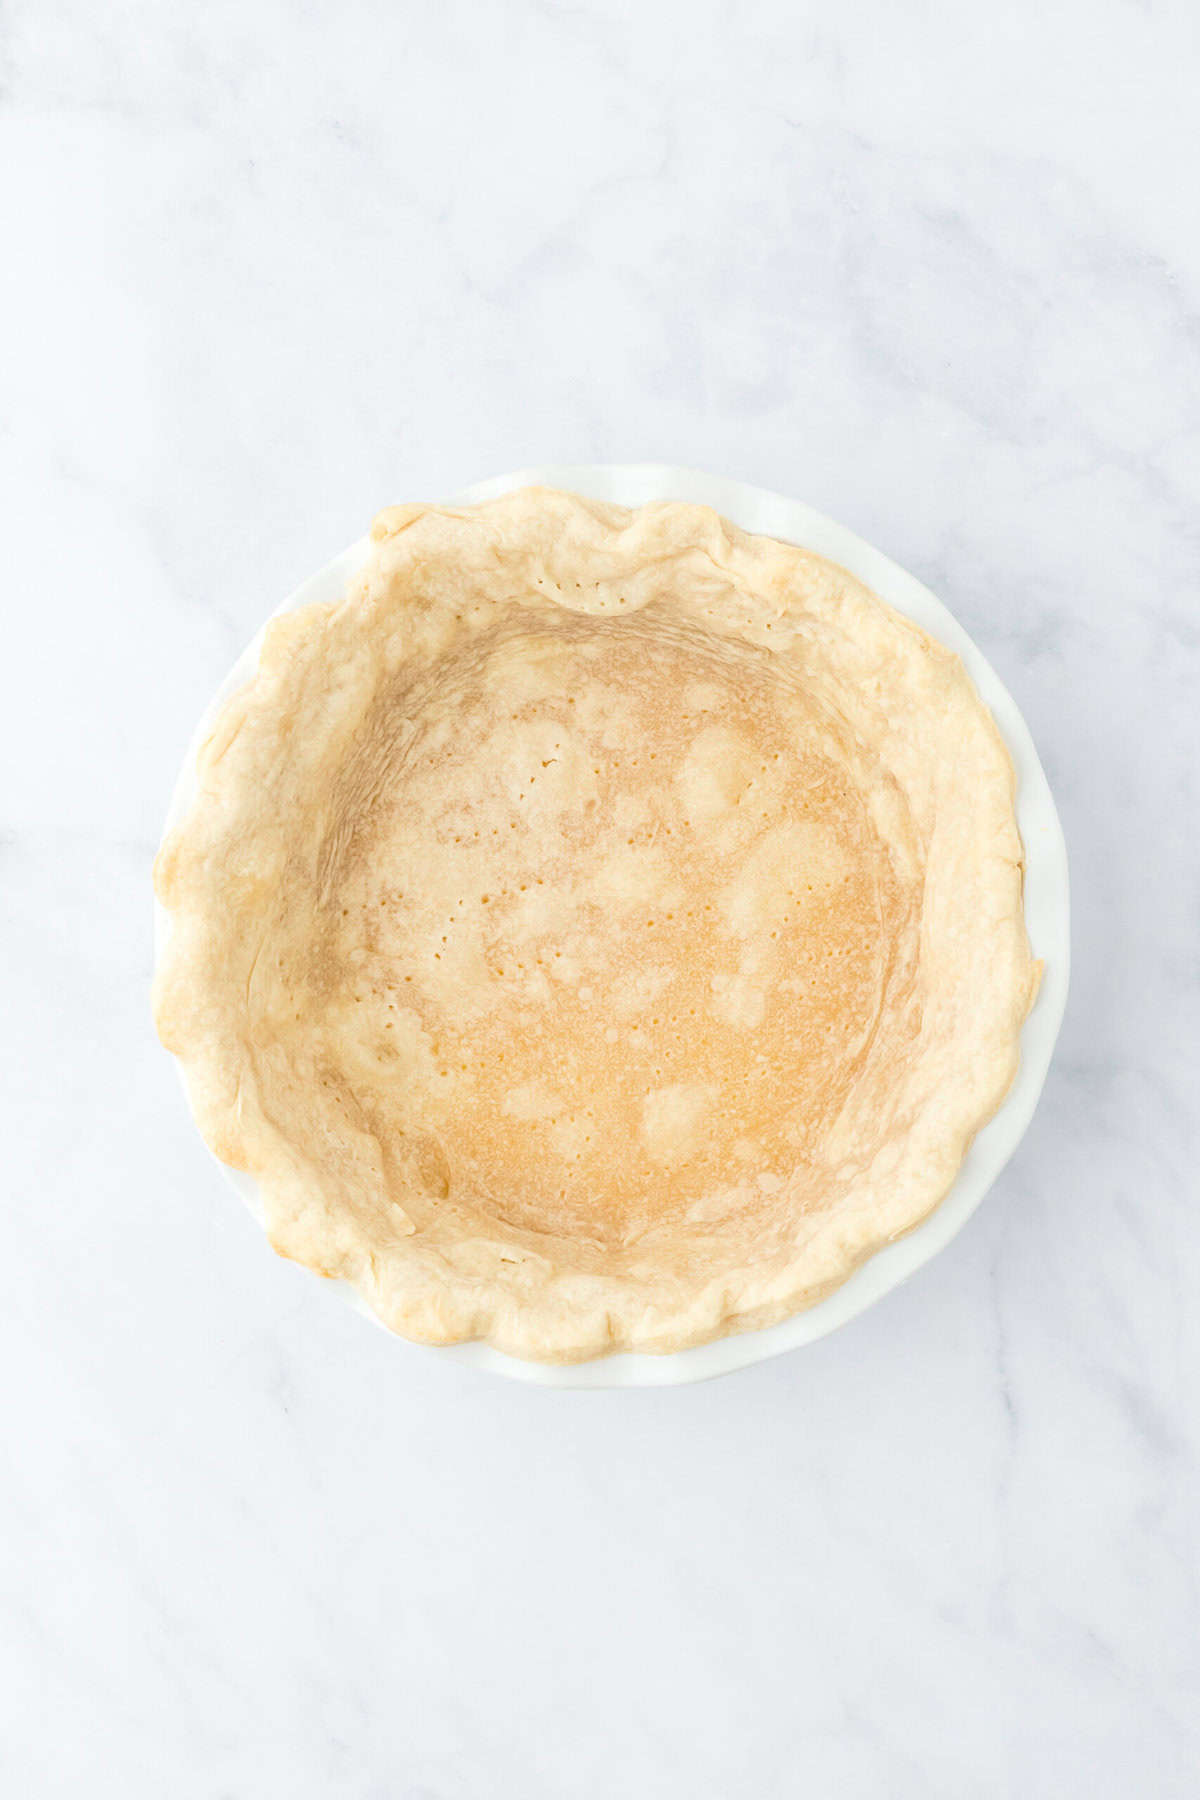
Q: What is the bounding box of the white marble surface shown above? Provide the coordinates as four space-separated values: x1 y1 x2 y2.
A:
3 1 1198 1792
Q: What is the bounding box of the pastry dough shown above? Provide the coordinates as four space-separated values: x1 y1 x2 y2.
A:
154 489 1039 1360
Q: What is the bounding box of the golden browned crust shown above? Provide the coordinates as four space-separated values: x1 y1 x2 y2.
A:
154 488 1038 1360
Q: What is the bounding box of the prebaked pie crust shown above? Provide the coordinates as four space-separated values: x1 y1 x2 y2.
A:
154 488 1040 1361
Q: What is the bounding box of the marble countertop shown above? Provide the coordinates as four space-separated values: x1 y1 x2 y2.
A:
3 2 1197 1794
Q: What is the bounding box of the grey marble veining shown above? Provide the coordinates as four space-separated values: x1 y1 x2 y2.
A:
2 2 1197 1794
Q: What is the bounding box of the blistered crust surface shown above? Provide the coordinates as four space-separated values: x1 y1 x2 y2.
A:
154 489 1038 1361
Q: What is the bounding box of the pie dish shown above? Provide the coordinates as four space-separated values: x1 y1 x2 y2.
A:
154 478 1046 1365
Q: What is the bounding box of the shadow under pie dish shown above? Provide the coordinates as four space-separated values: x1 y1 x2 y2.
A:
154 485 1041 1364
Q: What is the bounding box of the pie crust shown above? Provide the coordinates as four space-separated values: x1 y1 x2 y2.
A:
154 488 1039 1361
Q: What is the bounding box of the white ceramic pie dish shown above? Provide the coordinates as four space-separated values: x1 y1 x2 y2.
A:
156 464 1069 1387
